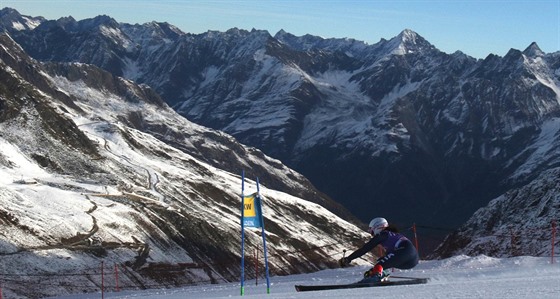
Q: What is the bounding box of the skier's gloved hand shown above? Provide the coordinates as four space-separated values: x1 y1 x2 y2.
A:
363 268 375 278
338 257 350 267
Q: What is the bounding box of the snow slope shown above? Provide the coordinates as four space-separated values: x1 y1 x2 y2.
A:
0 32 370 298
48 255 560 299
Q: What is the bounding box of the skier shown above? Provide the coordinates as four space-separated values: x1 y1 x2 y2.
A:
338 217 419 283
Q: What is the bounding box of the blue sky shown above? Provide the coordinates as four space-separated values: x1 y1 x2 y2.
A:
2 0 559 59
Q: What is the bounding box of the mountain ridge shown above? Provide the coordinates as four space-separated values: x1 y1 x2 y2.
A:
2 7 560 260
0 28 370 298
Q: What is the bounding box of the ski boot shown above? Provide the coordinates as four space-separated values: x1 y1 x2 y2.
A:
359 265 390 283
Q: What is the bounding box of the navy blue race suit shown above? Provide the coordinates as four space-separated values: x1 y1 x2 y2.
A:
346 230 419 270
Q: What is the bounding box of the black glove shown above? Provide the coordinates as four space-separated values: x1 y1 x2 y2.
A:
363 268 375 278
338 257 350 267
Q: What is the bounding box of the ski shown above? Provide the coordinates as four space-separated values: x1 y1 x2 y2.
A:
294 277 428 292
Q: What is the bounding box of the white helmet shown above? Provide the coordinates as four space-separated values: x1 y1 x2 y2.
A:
368 217 388 235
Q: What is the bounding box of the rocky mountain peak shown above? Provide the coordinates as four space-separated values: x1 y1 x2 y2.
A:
38 14 119 33
0 7 19 17
523 42 544 58
275 28 289 37
399 28 420 42
0 7 45 31
151 21 184 37
382 28 435 55
82 14 119 28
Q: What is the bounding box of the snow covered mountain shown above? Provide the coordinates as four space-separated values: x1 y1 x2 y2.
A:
2 7 560 259
0 30 373 298
434 166 560 258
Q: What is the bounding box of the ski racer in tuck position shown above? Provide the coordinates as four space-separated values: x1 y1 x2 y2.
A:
338 217 419 283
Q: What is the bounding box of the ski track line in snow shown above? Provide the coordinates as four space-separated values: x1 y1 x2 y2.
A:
80 122 166 202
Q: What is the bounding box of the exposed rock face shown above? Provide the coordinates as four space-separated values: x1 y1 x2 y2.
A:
3 8 560 255
0 29 368 298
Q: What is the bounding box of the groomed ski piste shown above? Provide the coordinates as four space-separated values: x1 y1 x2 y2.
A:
50 255 560 298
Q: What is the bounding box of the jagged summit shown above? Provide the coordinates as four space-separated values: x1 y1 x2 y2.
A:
273 29 328 50
33 14 119 33
0 7 19 15
523 41 544 57
148 21 184 35
399 28 421 42
382 28 435 55
276 28 289 36
75 14 119 30
0 7 45 31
